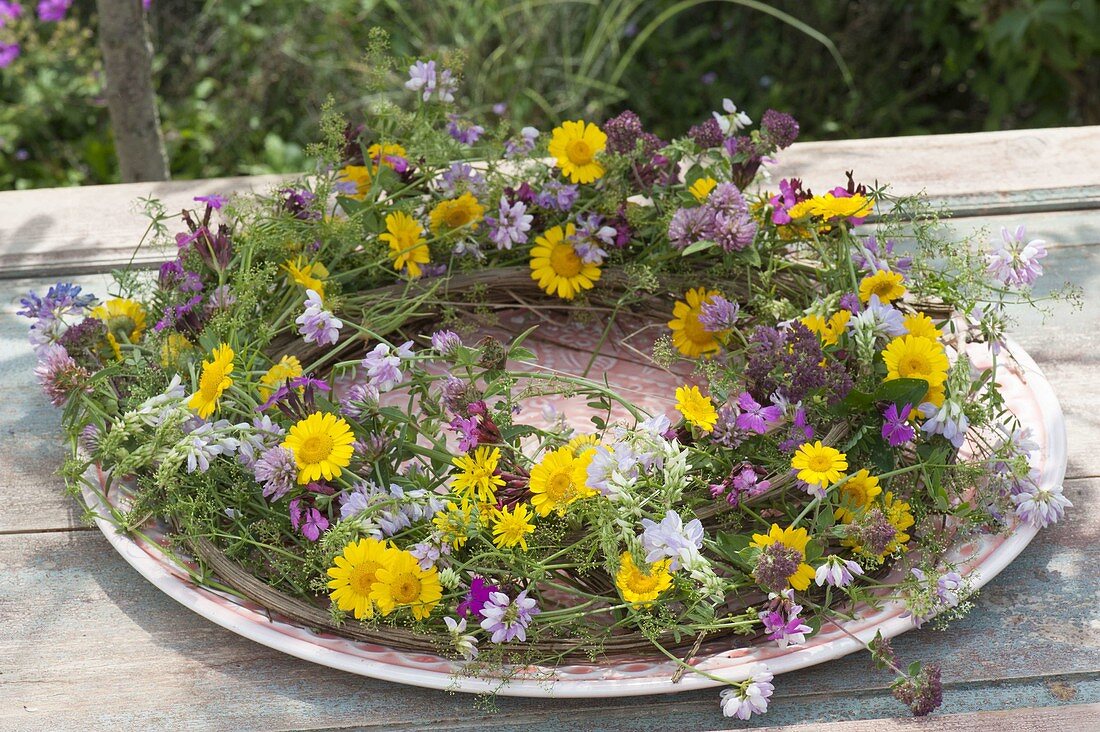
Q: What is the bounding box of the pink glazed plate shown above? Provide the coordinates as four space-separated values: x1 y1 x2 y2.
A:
80 331 1066 698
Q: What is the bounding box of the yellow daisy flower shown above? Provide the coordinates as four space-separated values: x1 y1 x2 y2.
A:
379 211 431 278
689 177 717 202
367 142 407 165
370 549 442 620
529 223 601 300
433 499 475 550
858 269 906 304
668 287 726 359
429 192 485 234
801 309 851 347
675 385 718 433
326 537 395 620
281 412 356 484
492 503 536 550
259 355 303 402
565 433 600 456
187 343 235 419
548 120 607 184
791 441 848 489
881 335 949 388
903 313 943 340
451 446 506 504
529 447 595 516
750 524 816 591
284 257 329 300
834 468 882 523
807 193 874 220
615 551 673 607
91 297 147 359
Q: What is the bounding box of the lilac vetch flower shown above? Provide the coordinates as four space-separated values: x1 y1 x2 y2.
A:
339 481 444 538
34 344 91 406
194 194 228 210
586 442 642 497
711 463 771 506
410 540 449 571
986 225 1048 287
838 292 862 313
254 446 297 500
936 571 964 607
882 403 916 447
208 284 236 311
479 589 540 643
0 42 18 68
439 162 486 197
534 180 578 211
719 670 774 720
289 498 329 541
667 206 716 250
815 555 863 587
36 0 68 21
457 576 498 619
182 420 241 474
504 126 539 158
640 509 704 570
449 415 479 452
404 59 456 103
444 616 479 660
1012 482 1071 528
485 196 532 250
688 117 724 149
361 340 413 392
713 98 752 135
734 392 782 434
853 236 911 274
280 187 319 220
296 289 342 346
446 115 484 145
850 294 906 338
779 405 815 453
760 109 799 149
919 399 969 448
698 295 739 332
431 329 462 355
760 606 811 648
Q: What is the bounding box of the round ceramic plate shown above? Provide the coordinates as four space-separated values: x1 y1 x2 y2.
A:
81 334 1066 697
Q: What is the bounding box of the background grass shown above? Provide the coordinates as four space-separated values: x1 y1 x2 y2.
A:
1 0 1096 189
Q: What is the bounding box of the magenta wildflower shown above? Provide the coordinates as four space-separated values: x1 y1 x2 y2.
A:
449 415 479 452
769 178 811 225
289 497 329 541
0 41 18 68
36 0 68 21
882 403 916 446
734 392 782 434
0 1 23 24
479 589 540 643
194 194 227 210
457 576 498 619
760 606 811 648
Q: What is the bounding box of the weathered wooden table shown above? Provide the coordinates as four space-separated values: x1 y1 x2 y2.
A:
1 128 1098 731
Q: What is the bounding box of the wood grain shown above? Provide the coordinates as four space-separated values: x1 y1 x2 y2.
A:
747 703 1100 732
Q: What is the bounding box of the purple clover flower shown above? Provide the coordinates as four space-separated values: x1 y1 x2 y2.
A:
882 403 915 447
431 329 463 355
667 206 716 250
698 295 739 332
33 344 91 406
479 589 540 643
254 446 297 501
0 1 23 24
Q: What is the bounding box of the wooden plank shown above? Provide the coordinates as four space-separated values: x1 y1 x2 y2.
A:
0 502 1096 732
747 702 1100 732
0 174 289 278
1 127 1098 277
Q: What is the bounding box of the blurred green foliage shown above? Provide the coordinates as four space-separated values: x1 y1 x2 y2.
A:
1 0 1096 189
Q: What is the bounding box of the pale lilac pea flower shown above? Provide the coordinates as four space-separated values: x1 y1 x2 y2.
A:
815 555 863 587
444 616 479 660
479 589 540 643
640 509 704 570
986 225 1048 287
1012 482 1071 528
719 670 774 720
296 289 342 346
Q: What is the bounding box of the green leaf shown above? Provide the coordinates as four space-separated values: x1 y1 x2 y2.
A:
713 531 751 563
680 239 717 257
873 378 929 408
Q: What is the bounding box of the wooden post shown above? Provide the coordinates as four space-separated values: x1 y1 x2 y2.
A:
95 0 169 182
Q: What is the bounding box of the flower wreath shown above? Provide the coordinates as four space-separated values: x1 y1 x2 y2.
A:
23 45 1074 721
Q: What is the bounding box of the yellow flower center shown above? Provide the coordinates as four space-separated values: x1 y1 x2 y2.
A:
390 571 422 604
627 571 661 594
198 364 228 401
445 207 471 228
549 243 583 277
349 561 382 595
546 470 575 503
565 139 594 165
299 433 334 464
902 354 930 375
808 453 833 472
